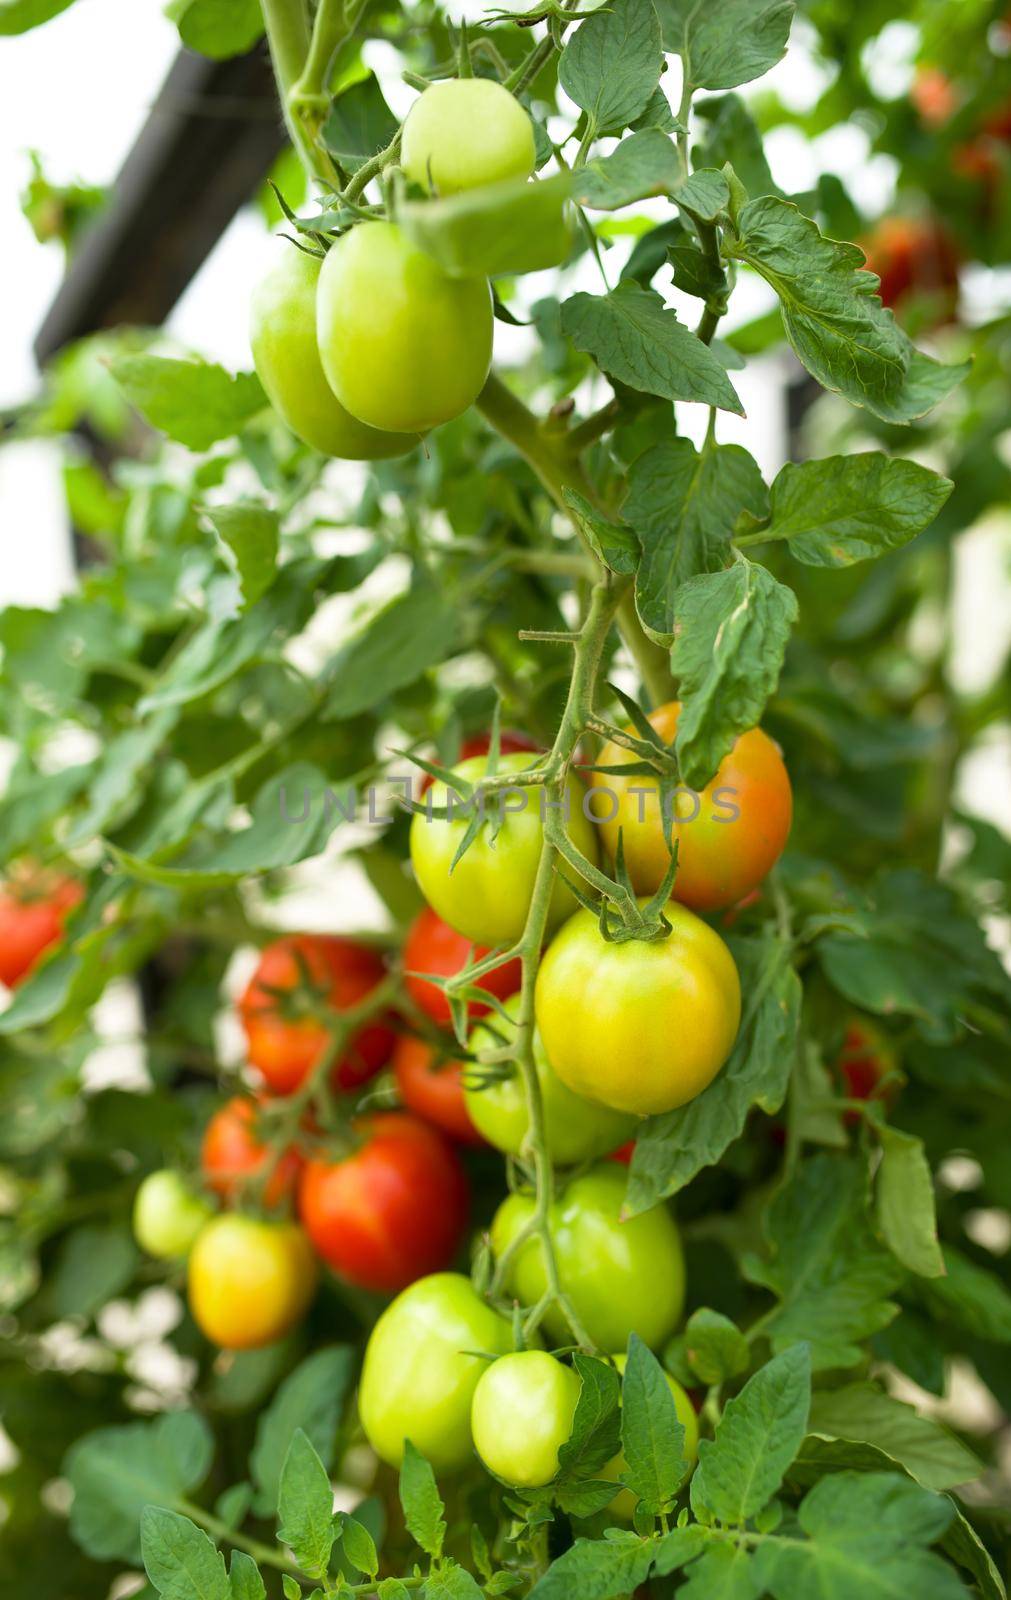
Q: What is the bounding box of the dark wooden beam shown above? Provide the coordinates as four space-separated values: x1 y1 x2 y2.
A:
33 42 286 364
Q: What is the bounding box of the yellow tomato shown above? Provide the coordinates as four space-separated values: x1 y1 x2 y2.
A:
187 1214 317 1350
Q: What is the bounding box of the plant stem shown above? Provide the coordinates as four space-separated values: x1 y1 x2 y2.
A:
288 0 350 177
179 1499 301 1576
259 0 316 172
344 129 403 201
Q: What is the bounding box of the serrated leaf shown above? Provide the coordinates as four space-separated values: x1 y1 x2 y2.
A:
658 0 793 89
424 1561 485 1600
337 1514 378 1579
691 1345 810 1523
205 503 279 609
877 1127 945 1279
678 1541 758 1600
668 558 798 788
682 1309 750 1386
674 168 731 221
528 1534 655 1600
228 1549 266 1600
575 130 680 210
398 1441 445 1559
620 1335 686 1511
400 173 572 279
761 455 953 567
110 355 266 451
277 1431 335 1579
558 0 663 133
251 1347 354 1516
562 488 640 575
557 1354 622 1479
920 1246 1011 1343
802 1384 980 1493
141 1507 230 1600
322 72 398 172
65 1412 214 1563
322 580 457 721
562 283 744 414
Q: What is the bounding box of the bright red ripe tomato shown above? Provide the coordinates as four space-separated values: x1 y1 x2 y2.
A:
835 1019 900 1122
403 906 522 1027
392 1034 484 1146
417 730 539 796
298 1111 469 1293
0 871 82 989
201 1096 303 1208
239 935 395 1096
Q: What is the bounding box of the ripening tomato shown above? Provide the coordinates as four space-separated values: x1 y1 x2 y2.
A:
250 243 417 459
239 935 395 1096
392 1035 484 1146
417 731 540 797
910 67 957 128
316 221 493 435
471 1352 580 1487
602 1353 698 1519
835 1018 900 1121
402 79 536 195
132 1170 213 1260
402 905 522 1027
201 1096 302 1208
491 1166 685 1351
466 994 636 1164
298 1112 469 1293
409 751 599 946
535 902 740 1116
590 701 792 912
0 871 82 989
358 1272 514 1471
860 216 959 316
188 1214 317 1349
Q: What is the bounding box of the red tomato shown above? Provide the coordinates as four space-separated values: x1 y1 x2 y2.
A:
417 730 539 795
910 67 957 128
860 216 959 316
0 871 82 989
392 1034 484 1146
609 1141 635 1165
298 1112 469 1293
836 1019 900 1122
201 1096 303 1208
403 906 522 1027
239 935 395 1096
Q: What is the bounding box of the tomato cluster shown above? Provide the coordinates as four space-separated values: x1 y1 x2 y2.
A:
0 868 82 989
249 82 542 456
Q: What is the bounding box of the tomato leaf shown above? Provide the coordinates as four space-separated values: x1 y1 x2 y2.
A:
691 1345 810 1524
758 454 954 566
166 0 263 59
0 0 75 31
110 355 267 451
681 1308 750 1386
250 1347 355 1515
399 1441 446 1560
204 502 279 609
277 1431 335 1579
228 1549 266 1600
575 131 680 211
399 173 573 279
65 1412 214 1562
562 488 640 575
141 1507 230 1600
801 1383 981 1493
620 1335 687 1512
557 1353 622 1478
877 1126 945 1279
558 0 663 134
528 1533 655 1600
659 0 793 90
322 72 399 172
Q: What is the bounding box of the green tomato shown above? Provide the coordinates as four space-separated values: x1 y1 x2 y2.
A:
409 751 599 946
249 244 416 460
358 1272 513 1472
132 1170 213 1260
471 1351 580 1487
316 221 493 434
466 994 636 1164
491 1166 684 1351
402 79 536 195
602 1353 699 1519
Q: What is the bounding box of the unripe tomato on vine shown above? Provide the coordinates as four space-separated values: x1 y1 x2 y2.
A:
201 1095 303 1208
402 904 522 1026
491 1165 685 1351
298 1111 469 1293
466 993 636 1163
535 902 741 1116
132 1171 213 1260
0 869 82 989
239 934 394 1096
471 1352 580 1488
416 730 539 797
589 700 792 912
250 243 418 460
409 750 599 945
316 221 494 434
401 79 536 195
392 1035 484 1146
358 1272 514 1471
188 1214 317 1349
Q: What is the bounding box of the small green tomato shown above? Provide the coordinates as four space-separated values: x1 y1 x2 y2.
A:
133 1170 213 1260
471 1351 580 1487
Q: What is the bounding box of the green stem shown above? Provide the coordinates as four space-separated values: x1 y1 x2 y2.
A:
179 1500 301 1577
259 0 315 171
344 128 403 201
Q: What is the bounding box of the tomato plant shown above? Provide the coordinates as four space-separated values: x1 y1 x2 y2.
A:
298 1111 469 1291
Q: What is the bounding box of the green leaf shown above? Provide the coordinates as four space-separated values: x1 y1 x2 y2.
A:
562 283 744 415
141 1507 230 1600
761 455 953 567
752 1471 964 1600
678 1542 759 1600
277 1431 335 1579
0 0 75 32
562 489 639 576
322 579 458 721
321 72 398 172
620 1334 687 1511
940 1506 1007 1600
696 93 778 200
558 0 663 134
682 1309 750 1386
801 1384 981 1493
557 1353 622 1478
47 1223 139 1320
744 1154 902 1370
658 0 793 89
110 356 266 451
228 1550 266 1600
65 1412 214 1562
398 1441 445 1560
251 1347 355 1515
920 1246 1011 1343
337 1514 378 1579
674 168 731 222
627 933 800 1209
528 1533 655 1600
205 503 279 609
575 130 680 210
399 173 572 279
691 1345 810 1524
731 199 967 422
624 439 767 637
877 1127 945 1279
167 0 263 58
669 558 798 788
